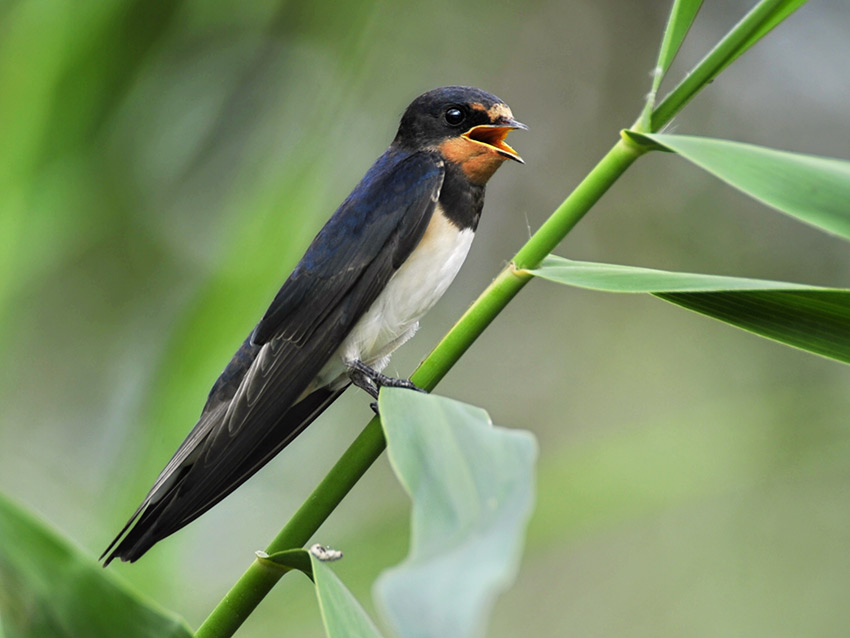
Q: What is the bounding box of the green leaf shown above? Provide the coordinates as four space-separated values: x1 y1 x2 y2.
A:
0 494 192 638
261 548 384 637
530 256 850 364
259 548 315 580
375 390 537 638
651 0 808 130
530 256 826 293
311 555 385 638
655 0 704 80
639 0 703 128
626 132 850 240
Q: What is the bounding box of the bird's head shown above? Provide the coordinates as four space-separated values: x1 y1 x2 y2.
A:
394 86 526 184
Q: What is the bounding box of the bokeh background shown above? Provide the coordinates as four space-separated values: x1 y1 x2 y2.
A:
2 0 850 635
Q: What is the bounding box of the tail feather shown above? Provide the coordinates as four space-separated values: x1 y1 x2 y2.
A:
102 385 344 565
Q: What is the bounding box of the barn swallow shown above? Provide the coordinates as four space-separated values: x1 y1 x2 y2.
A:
102 86 525 564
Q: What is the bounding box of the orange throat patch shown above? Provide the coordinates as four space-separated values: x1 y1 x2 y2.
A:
439 136 508 184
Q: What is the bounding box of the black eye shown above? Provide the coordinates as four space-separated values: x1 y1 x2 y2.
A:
444 107 465 126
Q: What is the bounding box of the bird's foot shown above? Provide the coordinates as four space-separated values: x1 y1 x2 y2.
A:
347 359 426 403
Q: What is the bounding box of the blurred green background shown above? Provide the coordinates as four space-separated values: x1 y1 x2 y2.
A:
2 0 850 635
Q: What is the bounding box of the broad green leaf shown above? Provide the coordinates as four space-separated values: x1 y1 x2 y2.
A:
640 0 703 127
530 256 850 364
311 555 384 638
626 132 850 240
0 494 191 638
375 390 537 638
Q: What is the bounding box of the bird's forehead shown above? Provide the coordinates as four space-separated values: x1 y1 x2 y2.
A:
468 101 514 122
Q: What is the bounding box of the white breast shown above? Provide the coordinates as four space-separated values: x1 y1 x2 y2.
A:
315 204 474 388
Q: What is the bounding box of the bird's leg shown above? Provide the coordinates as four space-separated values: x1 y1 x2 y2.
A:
348 364 380 400
346 359 426 401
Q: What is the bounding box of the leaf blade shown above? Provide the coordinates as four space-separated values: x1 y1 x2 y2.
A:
375 390 537 638
260 548 314 579
627 132 850 240
0 494 192 638
640 0 704 127
310 556 384 638
530 256 850 364
657 290 850 363
651 0 809 130
656 0 704 79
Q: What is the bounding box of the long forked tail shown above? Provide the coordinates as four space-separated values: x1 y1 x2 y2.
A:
101 385 344 565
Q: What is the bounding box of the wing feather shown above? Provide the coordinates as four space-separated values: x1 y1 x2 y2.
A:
251 150 445 346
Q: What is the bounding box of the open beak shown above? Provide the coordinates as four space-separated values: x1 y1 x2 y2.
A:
461 118 527 164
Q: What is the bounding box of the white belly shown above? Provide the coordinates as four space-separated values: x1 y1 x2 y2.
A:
315 205 474 388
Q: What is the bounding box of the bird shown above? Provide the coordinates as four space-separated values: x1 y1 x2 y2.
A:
101 86 525 565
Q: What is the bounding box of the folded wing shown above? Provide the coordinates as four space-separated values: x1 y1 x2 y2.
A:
102 150 445 563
